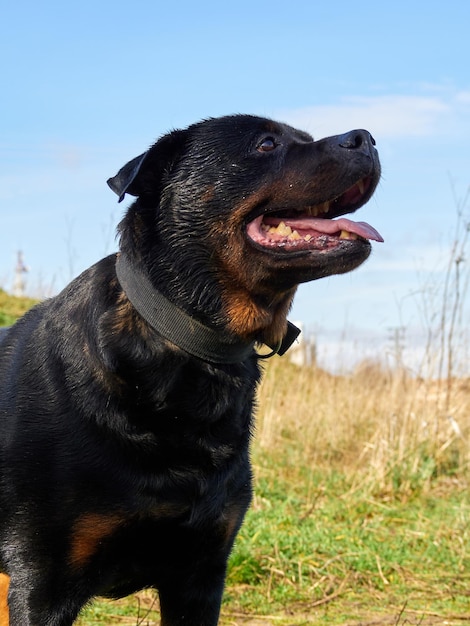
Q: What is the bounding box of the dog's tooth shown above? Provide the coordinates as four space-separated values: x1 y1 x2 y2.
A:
288 230 301 241
268 221 292 236
278 222 292 236
312 207 319 217
305 234 312 241
339 230 358 240
321 201 330 214
357 179 365 195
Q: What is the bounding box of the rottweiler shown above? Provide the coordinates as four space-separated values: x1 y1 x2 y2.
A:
0 114 382 625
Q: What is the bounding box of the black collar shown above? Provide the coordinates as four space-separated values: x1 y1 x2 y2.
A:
115 253 300 365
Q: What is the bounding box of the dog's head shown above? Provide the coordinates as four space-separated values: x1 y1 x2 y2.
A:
108 115 381 345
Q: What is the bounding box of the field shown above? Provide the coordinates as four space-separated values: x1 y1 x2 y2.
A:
1 292 469 624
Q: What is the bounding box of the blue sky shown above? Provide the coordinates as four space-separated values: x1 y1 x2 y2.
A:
1 1 469 371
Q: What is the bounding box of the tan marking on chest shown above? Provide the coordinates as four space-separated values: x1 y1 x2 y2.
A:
69 513 124 569
222 286 296 346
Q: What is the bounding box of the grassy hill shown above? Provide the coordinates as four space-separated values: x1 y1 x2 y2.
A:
0 289 38 326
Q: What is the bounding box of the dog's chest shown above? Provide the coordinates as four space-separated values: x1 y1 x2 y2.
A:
64 361 257 593
129 359 259 448
68 442 252 598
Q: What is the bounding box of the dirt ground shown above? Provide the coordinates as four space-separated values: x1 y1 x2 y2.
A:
223 617 469 626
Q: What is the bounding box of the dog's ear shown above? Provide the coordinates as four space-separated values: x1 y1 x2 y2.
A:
107 129 188 203
107 152 148 202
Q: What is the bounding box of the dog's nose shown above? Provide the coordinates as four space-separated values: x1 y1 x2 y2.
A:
338 129 376 151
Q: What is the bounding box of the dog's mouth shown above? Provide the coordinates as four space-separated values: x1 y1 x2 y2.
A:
245 176 383 253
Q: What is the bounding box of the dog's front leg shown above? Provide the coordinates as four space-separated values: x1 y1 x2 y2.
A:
158 564 227 626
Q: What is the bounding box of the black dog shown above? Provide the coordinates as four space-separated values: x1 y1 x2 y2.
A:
0 115 381 625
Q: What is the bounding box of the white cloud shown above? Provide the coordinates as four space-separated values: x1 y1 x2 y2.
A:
276 91 467 140
456 91 470 104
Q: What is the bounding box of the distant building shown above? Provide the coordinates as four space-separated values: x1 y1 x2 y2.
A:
12 251 28 297
288 322 317 367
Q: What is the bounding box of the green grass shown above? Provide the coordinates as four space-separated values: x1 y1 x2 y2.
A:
77 591 159 625
224 457 470 622
0 289 38 326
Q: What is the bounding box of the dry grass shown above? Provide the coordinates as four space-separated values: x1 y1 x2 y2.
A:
255 357 470 497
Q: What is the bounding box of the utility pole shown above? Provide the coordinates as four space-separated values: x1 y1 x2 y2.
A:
387 326 406 369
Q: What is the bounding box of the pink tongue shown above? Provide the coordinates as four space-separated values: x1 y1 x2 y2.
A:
269 216 384 242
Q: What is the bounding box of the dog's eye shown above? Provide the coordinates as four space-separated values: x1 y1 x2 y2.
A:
257 137 277 153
